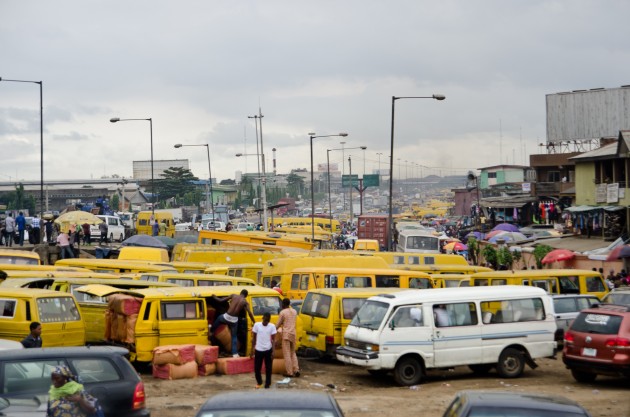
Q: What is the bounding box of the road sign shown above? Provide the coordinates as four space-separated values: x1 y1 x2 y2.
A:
363 174 380 187
342 175 359 187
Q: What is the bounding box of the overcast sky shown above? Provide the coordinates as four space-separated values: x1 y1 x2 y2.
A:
1 1 629 184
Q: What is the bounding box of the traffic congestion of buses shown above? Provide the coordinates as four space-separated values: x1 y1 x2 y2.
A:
0 205 627 404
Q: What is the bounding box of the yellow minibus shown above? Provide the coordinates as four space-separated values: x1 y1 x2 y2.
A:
138 272 256 287
431 274 473 288
226 264 263 282
400 264 493 275
198 230 317 250
470 269 608 299
75 285 284 361
286 267 434 300
262 255 390 292
299 287 406 357
55 259 177 275
0 249 41 265
136 210 175 237
0 288 85 346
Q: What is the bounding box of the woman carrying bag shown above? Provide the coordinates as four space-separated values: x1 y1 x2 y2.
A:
47 365 102 417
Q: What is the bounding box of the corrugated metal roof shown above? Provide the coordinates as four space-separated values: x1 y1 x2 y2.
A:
519 236 609 252
569 142 617 161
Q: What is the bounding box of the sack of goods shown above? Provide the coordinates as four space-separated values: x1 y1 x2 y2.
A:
152 344 196 365
103 294 142 343
216 357 255 375
194 345 219 365
152 361 198 380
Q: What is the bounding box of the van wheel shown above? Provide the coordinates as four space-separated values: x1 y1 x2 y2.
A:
109 233 114 242
497 348 524 378
119 233 124 242
394 357 423 386
571 369 597 383
469 364 493 375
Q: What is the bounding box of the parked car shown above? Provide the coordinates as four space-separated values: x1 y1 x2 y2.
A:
601 287 630 306
235 222 255 231
89 215 126 242
0 346 149 417
442 390 592 417
205 220 226 231
562 303 630 382
552 294 600 342
0 339 23 350
195 391 344 417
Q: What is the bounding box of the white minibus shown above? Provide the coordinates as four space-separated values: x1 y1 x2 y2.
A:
336 286 556 385
396 229 440 253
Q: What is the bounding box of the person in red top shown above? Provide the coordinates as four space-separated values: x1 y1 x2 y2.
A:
276 298 300 377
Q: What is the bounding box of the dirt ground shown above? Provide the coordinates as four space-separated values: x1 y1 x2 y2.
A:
144 356 629 417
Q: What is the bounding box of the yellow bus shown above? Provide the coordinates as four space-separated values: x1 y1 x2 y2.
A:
470 269 608 299
198 230 317 250
312 250 469 267
137 272 256 287
400 264 493 275
180 247 303 265
269 217 341 233
261 255 390 292
55 259 177 275
286 267 434 300
0 249 41 265
431 274 473 288
226 263 263 282
75 285 284 361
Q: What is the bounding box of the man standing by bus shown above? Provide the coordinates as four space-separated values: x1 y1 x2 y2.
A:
276 298 300 377
212 289 256 357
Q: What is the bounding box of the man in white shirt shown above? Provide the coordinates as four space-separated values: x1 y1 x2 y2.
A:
4 213 15 247
251 312 277 389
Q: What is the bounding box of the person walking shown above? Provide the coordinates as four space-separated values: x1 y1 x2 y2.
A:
81 222 91 245
4 213 15 247
15 211 26 246
56 230 74 259
98 221 108 245
21 322 43 348
31 215 41 244
158 220 166 236
152 220 159 236
251 312 276 389
276 298 300 377
44 218 54 243
212 289 256 357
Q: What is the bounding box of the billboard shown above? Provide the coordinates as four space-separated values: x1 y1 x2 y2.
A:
318 163 338 172
546 86 630 143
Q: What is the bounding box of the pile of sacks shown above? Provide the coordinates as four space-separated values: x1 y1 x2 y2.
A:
152 344 220 379
104 294 141 343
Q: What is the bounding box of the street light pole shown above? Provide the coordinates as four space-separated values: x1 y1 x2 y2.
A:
388 94 445 251
0 77 44 218
110 117 155 215
348 156 353 223
174 143 214 222
309 132 348 241
248 110 268 231
327 146 366 233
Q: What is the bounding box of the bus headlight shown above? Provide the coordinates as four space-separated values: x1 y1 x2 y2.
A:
365 344 379 352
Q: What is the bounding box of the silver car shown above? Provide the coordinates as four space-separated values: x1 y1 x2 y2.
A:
552 294 599 341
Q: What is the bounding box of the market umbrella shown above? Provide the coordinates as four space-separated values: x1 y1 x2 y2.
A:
604 245 627 261
154 236 177 248
492 223 520 232
464 231 485 242
443 242 468 251
54 211 103 232
485 230 507 240
541 249 575 264
121 234 168 249
488 232 527 243
617 245 630 259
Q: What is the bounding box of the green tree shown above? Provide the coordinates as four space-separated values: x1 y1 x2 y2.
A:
467 238 480 265
497 247 514 269
533 244 553 269
111 194 120 211
155 167 199 203
482 245 498 269
286 173 304 198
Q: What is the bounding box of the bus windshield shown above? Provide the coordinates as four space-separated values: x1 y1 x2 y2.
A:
351 300 389 330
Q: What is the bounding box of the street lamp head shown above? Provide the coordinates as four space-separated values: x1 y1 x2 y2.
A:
432 94 446 101
360 146 367 150
339 133 349 137
308 132 316 136
235 153 243 157
174 144 183 148
109 117 120 123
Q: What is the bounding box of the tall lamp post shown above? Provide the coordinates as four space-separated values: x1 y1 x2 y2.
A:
0 77 44 217
309 132 348 241
110 117 155 215
236 152 262 221
388 94 445 251
174 143 214 222
248 111 268 231
327 146 366 233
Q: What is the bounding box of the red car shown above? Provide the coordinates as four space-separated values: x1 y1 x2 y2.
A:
562 303 630 382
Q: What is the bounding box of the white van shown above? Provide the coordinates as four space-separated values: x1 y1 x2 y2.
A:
336 286 556 385
396 229 440 253
89 215 126 242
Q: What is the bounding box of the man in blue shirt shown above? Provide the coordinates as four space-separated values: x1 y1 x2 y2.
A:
15 212 26 246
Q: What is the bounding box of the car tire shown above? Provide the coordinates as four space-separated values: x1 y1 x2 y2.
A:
394 356 423 386
469 364 494 375
496 348 525 378
119 233 124 242
571 369 597 383
109 233 114 243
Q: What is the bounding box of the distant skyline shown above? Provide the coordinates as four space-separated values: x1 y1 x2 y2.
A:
2 1 629 183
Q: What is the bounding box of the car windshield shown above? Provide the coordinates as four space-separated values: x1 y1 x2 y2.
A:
198 412 337 417
602 292 630 306
350 300 389 330
571 312 623 334
468 407 587 417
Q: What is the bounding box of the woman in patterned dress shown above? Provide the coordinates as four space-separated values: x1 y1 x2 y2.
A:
47 365 96 417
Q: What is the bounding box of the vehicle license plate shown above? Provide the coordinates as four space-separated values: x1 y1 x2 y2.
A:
308 334 317 342
582 347 597 357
